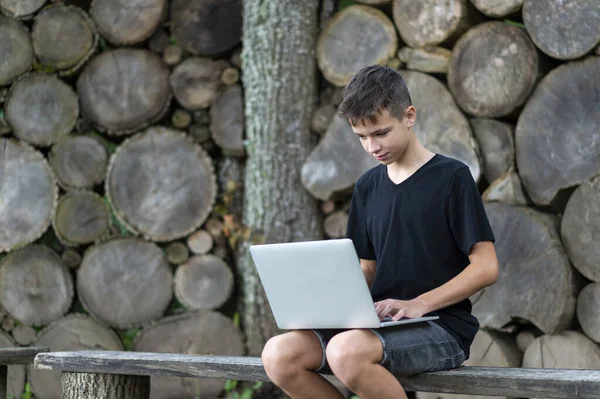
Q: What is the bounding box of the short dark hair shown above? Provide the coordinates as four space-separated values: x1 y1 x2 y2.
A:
337 65 412 126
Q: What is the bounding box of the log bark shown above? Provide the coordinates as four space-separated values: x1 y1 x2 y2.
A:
90 0 166 45
448 21 538 118
471 118 514 183
165 242 189 265
417 329 521 399
210 84 244 156
473 203 577 334
0 246 73 326
523 0 600 60
515 56 600 206
31 4 97 75
0 0 45 19
317 5 397 86
53 190 111 246
302 115 378 200
62 373 150 399
576 282 600 343
0 332 25 399
77 49 171 135
77 237 173 328
523 331 600 370
174 255 233 310
401 70 481 180
471 0 522 17
0 15 33 86
392 0 481 48
29 314 124 399
324 211 348 239
187 230 213 255
133 311 244 399
0 138 58 252
169 0 242 56
482 170 528 205
48 134 109 190
170 57 229 110
560 176 600 282
106 127 216 241
239 0 322 355
398 46 452 74
5 73 78 146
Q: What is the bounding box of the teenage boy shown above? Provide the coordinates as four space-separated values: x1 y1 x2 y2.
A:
261 65 499 399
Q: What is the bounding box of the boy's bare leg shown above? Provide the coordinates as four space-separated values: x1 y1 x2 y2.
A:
262 330 344 399
326 329 409 399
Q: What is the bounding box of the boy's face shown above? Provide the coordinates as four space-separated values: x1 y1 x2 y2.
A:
350 107 416 165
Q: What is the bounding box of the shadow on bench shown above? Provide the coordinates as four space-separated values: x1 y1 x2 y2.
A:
34 350 600 398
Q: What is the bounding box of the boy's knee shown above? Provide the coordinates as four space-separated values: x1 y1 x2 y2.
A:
326 330 382 387
261 333 312 384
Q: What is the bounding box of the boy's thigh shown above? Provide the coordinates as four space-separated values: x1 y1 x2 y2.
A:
312 321 465 377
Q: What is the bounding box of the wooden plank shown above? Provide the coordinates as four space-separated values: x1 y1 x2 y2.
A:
0 347 49 365
0 365 6 399
35 351 600 398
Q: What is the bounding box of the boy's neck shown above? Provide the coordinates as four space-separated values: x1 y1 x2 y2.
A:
387 133 435 177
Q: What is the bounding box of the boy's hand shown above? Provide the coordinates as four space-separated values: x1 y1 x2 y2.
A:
374 298 429 321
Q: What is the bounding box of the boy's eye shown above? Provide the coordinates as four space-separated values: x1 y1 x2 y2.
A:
376 132 387 137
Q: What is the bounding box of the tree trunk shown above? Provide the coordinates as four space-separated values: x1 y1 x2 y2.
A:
523 0 600 60
239 0 322 356
29 314 124 399
61 373 150 399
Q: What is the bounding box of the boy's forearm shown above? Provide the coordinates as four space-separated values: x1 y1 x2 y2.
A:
416 261 497 314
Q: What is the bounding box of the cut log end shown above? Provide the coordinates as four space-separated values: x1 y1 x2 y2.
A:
170 57 229 110
165 241 190 265
174 255 233 310
0 15 33 85
53 190 111 246
187 230 214 255
317 5 397 86
210 84 245 156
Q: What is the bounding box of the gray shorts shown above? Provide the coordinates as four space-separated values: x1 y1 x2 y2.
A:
311 321 466 376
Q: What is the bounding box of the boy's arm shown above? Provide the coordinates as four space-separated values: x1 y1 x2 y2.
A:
376 241 498 320
360 258 376 288
416 241 499 314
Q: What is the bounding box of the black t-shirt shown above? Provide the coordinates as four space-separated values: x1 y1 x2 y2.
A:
346 153 495 359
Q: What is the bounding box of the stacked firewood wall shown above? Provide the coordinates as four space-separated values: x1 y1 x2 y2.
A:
0 0 599 398
307 1 600 399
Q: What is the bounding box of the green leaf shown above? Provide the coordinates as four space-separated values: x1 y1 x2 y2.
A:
232 312 240 328
168 37 178 45
241 389 253 399
337 0 355 10
504 19 525 28
224 379 238 391
251 381 263 390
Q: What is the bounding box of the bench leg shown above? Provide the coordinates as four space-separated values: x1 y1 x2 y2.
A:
61 372 150 399
0 365 6 399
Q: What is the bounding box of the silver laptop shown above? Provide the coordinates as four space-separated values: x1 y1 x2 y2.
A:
249 238 438 329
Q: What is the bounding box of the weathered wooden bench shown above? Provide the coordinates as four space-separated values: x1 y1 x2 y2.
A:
0 347 49 399
34 350 600 398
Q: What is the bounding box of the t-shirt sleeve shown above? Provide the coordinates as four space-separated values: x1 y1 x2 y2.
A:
346 185 376 260
447 166 496 256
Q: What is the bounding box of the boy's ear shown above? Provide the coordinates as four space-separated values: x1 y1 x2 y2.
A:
405 106 416 128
